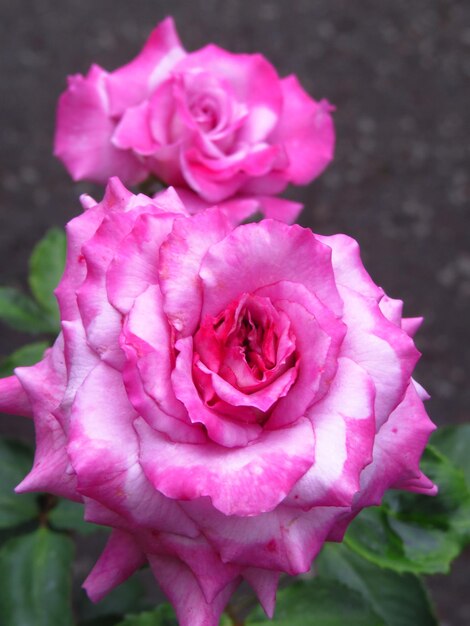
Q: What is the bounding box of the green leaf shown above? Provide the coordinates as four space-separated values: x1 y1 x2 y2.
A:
431 424 470 487
49 499 105 536
116 604 178 626
345 446 470 574
317 543 438 626
79 617 122 626
0 527 74 626
28 228 66 324
246 579 384 626
0 287 54 334
0 439 38 529
0 341 49 377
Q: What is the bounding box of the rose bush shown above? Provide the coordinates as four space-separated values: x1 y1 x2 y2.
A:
0 179 436 626
54 17 334 222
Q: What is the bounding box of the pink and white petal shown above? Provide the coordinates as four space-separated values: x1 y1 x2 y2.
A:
353 382 436 514
83 529 146 602
112 101 159 155
197 358 297 413
339 284 420 429
106 213 176 315
15 339 78 500
264 297 344 429
60 320 100 426
76 210 137 368
152 533 241 604
82 497 130 529
269 75 335 184
152 185 190 216
328 383 436 543
56 200 105 323
149 554 240 626
284 357 375 509
412 378 430 401
199 221 342 320
121 286 204 443
379 295 404 326
68 362 198 536
106 17 185 115
402 316 423 337
57 177 155 324
243 568 280 618
182 499 344 574
124 346 206 445
54 65 146 184
316 233 384 299
135 415 314 516
159 208 233 335
0 376 32 417
172 337 262 447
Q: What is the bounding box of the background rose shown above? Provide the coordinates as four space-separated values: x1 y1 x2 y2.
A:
0 179 435 626
54 17 334 218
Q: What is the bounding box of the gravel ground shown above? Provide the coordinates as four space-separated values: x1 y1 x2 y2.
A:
0 1 469 623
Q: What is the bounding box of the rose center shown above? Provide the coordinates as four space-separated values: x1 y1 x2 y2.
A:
192 294 298 415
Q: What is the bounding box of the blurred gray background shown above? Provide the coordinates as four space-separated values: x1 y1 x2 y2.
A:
0 1 469 624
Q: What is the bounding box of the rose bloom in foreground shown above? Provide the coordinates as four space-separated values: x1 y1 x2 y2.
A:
54 17 334 223
0 180 436 626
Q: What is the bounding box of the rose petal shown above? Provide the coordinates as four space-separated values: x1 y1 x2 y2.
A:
339 284 420 429
106 17 185 115
136 415 314 516
15 337 78 500
172 336 262 447
182 499 344 574
112 101 158 155
54 65 146 184
149 554 240 626
199 221 342 321
284 357 376 509
159 208 233 335
268 75 335 184
83 529 145 602
0 376 32 417
243 568 280 619
68 362 198 536
177 45 282 141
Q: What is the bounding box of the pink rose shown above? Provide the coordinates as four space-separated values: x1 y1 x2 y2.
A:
0 179 435 626
54 17 334 218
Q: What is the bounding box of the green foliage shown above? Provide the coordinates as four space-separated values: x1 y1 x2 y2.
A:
0 527 74 626
431 424 470 487
28 227 66 322
0 341 49 377
0 287 54 334
0 227 65 340
246 578 385 625
317 543 437 626
0 439 37 529
115 604 178 626
344 445 470 574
